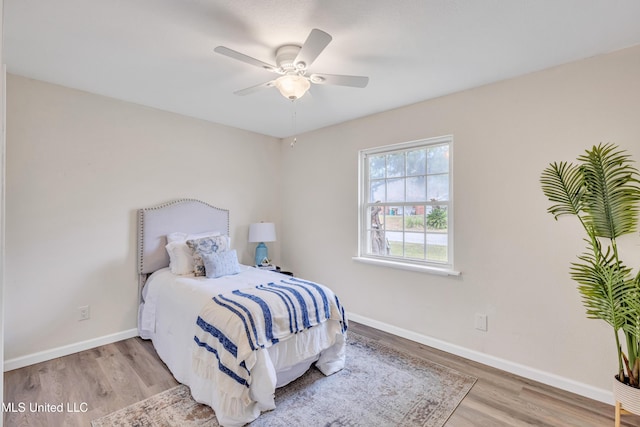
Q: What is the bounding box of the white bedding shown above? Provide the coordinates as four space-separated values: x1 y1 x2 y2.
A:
138 266 346 427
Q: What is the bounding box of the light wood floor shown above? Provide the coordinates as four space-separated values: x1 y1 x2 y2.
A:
4 322 640 426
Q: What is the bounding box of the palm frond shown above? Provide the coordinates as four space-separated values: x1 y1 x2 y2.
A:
570 237 634 329
572 260 632 330
578 143 640 239
540 161 585 220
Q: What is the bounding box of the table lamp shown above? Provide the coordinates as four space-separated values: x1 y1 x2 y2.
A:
248 222 276 266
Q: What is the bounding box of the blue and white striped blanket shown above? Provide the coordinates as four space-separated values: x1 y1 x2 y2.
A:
192 277 347 398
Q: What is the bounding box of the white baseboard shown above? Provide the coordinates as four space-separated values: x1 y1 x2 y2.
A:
4 329 139 372
347 312 614 405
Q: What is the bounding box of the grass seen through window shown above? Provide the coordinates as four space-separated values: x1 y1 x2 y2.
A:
388 241 447 261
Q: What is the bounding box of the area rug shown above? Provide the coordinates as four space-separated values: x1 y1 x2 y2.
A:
92 331 476 427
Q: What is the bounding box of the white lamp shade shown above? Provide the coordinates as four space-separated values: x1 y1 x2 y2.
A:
274 75 311 100
248 222 277 243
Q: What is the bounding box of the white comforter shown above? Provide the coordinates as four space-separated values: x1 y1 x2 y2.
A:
138 266 346 427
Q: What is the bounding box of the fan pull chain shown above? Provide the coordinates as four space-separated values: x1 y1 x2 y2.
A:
290 100 297 148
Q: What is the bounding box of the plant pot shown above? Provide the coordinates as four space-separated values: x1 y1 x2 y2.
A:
613 375 640 426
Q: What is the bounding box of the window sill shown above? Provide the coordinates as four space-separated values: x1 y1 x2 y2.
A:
352 256 461 276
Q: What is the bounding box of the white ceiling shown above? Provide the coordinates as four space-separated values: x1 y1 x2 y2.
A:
6 0 640 138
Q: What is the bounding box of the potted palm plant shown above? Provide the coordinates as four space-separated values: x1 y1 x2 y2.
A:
540 143 640 420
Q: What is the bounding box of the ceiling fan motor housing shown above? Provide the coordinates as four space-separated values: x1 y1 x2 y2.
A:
276 45 304 72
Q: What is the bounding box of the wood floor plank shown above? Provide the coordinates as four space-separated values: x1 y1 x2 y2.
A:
4 321 640 426
94 346 148 405
446 404 510 427
113 338 176 389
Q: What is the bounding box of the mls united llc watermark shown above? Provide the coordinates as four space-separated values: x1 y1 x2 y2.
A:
3 401 89 413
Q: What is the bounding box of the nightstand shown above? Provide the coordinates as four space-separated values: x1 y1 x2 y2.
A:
253 265 293 276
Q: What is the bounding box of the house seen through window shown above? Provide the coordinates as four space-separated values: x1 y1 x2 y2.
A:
359 136 453 271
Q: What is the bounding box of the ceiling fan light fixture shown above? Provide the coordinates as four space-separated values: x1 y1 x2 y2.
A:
274 74 311 100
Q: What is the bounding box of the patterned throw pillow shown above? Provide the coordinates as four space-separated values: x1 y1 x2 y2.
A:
186 235 230 276
202 249 241 278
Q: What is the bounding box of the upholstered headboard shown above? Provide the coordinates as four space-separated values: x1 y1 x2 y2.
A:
137 199 229 284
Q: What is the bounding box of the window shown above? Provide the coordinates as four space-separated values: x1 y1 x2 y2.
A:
356 136 456 274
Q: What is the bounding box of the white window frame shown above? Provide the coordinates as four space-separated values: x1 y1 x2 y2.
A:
354 135 460 276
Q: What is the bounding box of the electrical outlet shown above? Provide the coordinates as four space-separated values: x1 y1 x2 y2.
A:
475 313 488 331
78 305 90 321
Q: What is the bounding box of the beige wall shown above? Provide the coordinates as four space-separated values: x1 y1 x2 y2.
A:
5 74 281 360
279 44 640 394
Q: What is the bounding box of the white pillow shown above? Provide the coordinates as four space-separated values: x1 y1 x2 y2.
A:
165 241 195 275
167 232 188 244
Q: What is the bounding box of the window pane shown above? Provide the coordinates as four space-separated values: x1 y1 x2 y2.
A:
405 232 425 260
385 206 403 231
427 144 449 174
427 174 449 201
388 241 404 257
386 152 405 178
368 205 388 255
406 176 426 202
404 207 424 231
369 179 385 203
426 205 448 231
385 207 404 256
369 155 385 179
387 230 404 257
386 178 405 202
369 205 384 230
406 149 426 176
426 233 448 263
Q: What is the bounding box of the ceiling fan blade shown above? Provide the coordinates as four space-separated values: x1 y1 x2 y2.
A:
233 80 275 96
294 29 332 69
309 73 369 88
214 46 278 73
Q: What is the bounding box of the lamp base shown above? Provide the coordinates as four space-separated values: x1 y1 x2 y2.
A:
254 242 269 266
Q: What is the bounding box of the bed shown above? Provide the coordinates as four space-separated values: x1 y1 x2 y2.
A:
136 199 347 427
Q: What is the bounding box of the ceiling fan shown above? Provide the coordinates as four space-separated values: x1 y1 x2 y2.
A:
214 29 369 100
